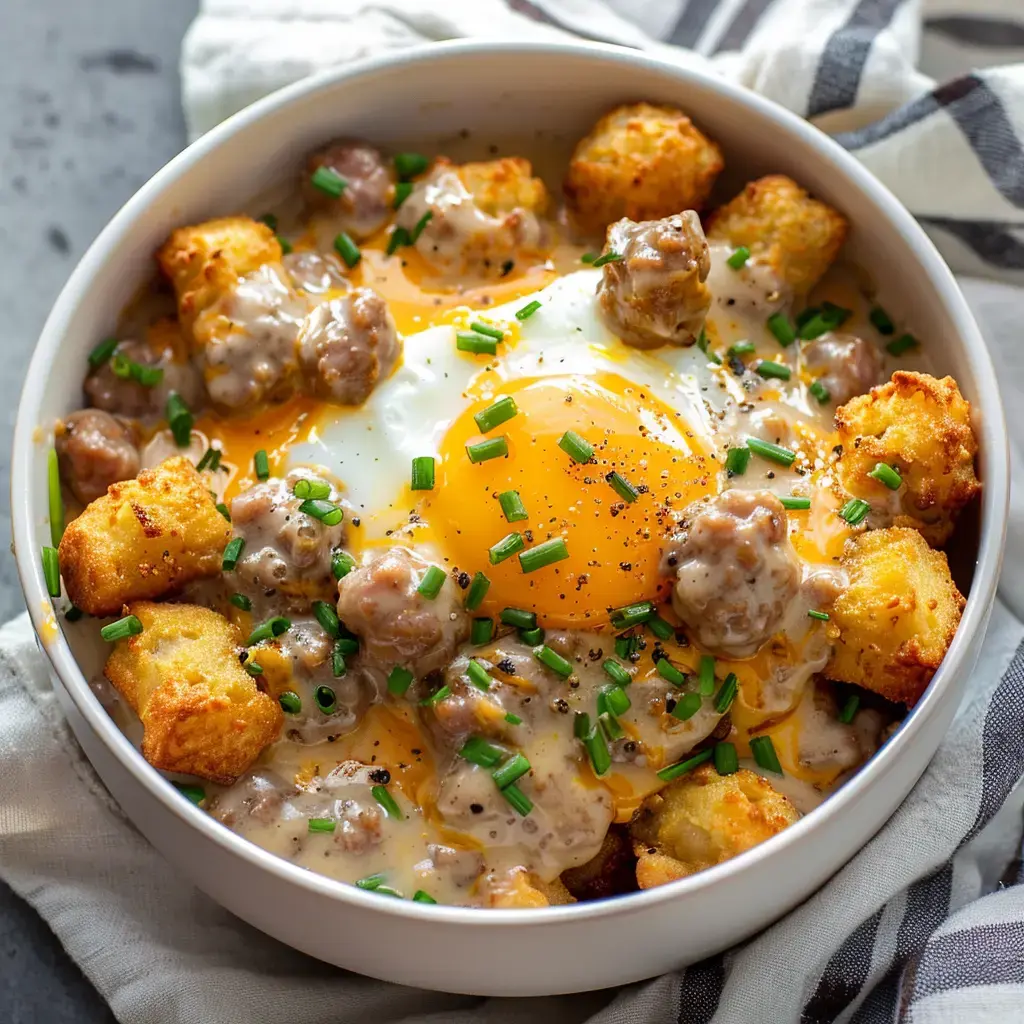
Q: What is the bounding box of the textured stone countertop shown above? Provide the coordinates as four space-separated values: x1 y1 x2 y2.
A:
1 1 198 1018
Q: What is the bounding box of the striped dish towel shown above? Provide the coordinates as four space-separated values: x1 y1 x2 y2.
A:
1 3 1023 1024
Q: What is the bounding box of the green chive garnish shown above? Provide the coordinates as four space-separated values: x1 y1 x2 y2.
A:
714 742 739 776
411 210 433 242
421 684 451 707
500 607 536 630
387 666 414 697
725 447 751 476
610 600 654 630
314 685 337 713
780 495 811 510
299 498 344 526
216 503 231 522
394 152 429 179
470 321 504 341
100 614 143 642
372 785 402 819
258 213 278 231
111 354 163 387
277 236 293 255
870 306 896 336
809 380 831 404
196 447 221 473
756 360 792 381
656 657 686 687
470 617 493 646
602 659 631 688
767 312 796 347
516 300 542 321
334 231 361 268
574 712 591 740
393 182 413 209
591 250 623 268
697 328 722 365
229 592 252 611
603 685 631 717
412 890 437 904
41 546 60 597
466 659 492 691
606 471 639 503
727 340 756 357
279 691 301 714
332 550 355 580
310 166 347 197
464 571 490 611
886 333 918 356
646 614 674 641
498 490 528 522
356 873 386 890
671 692 702 721
253 449 269 481
460 735 503 767
222 536 245 571
750 735 783 774
747 437 797 467
474 396 518 433
584 727 611 776
714 673 738 714
581 253 597 264
312 599 340 638
247 616 291 646
726 246 750 269
657 747 713 782
492 752 531 789
166 392 193 448
173 782 206 805
808 609 830 621
87 337 119 369
840 498 871 526
47 448 64 547
519 627 544 645
868 463 902 490
533 645 572 678
558 430 593 463
489 532 524 565
308 817 336 834
501 783 533 816
387 226 411 255
466 437 508 464
293 478 331 500
839 693 860 724
505 712 522 725
698 655 716 696
243 658 263 677
333 645 348 677
518 538 569 573
600 712 624 744
456 331 497 355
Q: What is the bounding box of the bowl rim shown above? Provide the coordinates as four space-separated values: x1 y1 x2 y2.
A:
11 37 1009 928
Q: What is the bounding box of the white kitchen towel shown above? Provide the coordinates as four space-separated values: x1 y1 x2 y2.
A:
2 2 1024 1023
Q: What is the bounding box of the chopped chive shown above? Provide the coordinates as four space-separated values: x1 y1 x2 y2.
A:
767 312 796 347
581 252 598 264
746 437 797 467
309 816 336 835
421 684 452 706
756 360 792 381
196 447 221 473
466 437 508 463
533 645 573 678
868 462 902 490
725 447 751 477
697 328 722 365
584 727 611 776
279 691 301 714
411 210 433 242
394 152 429 179
519 627 544 645
243 658 264 677
336 636 359 656
714 672 738 714
656 658 686 687
299 498 344 526
464 571 490 611
492 752 531 789
602 659 632 688
750 735 783 774
393 181 413 209
387 666 414 697
671 692 702 721
488 532 524 565
726 246 750 269
87 337 119 369
470 321 504 341
474 396 518 433
277 236 293 255
258 212 278 231
886 333 918 356
870 306 896 336
293 478 331 501
501 782 533 816
599 711 625 742
657 747 713 782
518 538 569 574
780 495 811 510
41 546 60 597
515 300 542 321
371 785 402 819
727 340 756 358
166 392 193 448
591 250 624 268
332 549 355 580
47 448 64 547
840 498 871 526
606 471 639 503
557 430 593 463
809 380 831 404
222 537 245 571
333 231 361 268
246 616 291 646
500 607 536 630
416 565 447 600
615 633 642 660
387 226 411 255
574 711 591 740
412 889 437 904
356 873 386 890
610 600 654 630
714 742 739 776
111 354 164 387
459 735 503 767
603 685 631 717
798 302 851 340
173 782 206 805
698 655 716 696
647 615 674 641
808 609 830 621
456 331 498 356
470 617 494 646
229 592 252 611
498 490 528 522
216 503 231 522
466 659 492 691
100 614 142 642
253 449 270 481
64 605 83 622
312 599 340 638
310 166 347 197
839 693 861 724
313 684 336 713
505 712 523 725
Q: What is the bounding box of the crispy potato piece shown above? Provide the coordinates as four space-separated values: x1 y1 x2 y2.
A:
456 157 549 218
58 456 230 616
105 602 282 783
630 765 800 888
836 371 980 546
156 216 281 331
826 527 964 706
706 175 847 293
484 868 576 907
560 826 638 901
564 102 723 237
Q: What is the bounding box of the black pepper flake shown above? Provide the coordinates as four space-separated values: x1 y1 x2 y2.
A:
368 768 391 785
352 517 361 527
471 803 484 814
497 657 516 674
456 571 471 590
500 259 514 277
552 698 569 714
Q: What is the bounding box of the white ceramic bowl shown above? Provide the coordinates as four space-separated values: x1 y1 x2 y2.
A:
12 40 1009 996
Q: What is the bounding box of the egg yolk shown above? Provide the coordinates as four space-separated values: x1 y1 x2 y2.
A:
423 372 715 628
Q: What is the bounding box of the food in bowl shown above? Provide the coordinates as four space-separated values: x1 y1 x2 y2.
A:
44 100 979 909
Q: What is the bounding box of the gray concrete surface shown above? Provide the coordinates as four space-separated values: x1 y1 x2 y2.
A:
1 0 198 1018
